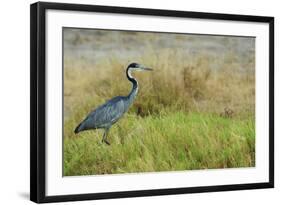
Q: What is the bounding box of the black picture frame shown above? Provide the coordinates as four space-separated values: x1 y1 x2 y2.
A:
30 1 274 203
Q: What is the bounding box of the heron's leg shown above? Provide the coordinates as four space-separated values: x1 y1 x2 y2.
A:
102 128 110 145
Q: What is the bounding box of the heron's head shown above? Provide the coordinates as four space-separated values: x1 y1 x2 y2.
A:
127 63 153 72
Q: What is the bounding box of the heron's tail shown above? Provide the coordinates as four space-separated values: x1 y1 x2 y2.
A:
74 122 83 134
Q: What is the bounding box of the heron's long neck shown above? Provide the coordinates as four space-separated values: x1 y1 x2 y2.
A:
126 69 138 103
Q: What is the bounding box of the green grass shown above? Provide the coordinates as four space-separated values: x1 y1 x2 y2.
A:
64 111 255 176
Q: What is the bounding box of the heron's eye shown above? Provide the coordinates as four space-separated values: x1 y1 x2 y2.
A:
128 63 139 68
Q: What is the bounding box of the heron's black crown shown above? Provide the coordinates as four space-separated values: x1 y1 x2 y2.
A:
127 62 140 68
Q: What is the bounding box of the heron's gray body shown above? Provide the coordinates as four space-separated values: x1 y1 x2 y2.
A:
75 94 135 132
74 63 150 145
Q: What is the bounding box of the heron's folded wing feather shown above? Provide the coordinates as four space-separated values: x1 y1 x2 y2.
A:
86 97 126 129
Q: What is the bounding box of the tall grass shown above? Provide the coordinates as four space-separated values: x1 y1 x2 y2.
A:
64 111 255 176
64 49 255 119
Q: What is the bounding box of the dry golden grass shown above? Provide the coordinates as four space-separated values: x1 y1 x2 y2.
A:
64 48 255 120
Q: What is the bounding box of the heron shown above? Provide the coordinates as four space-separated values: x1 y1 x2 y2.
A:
74 63 153 145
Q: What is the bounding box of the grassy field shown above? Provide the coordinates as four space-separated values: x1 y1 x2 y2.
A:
64 111 254 176
63 29 255 176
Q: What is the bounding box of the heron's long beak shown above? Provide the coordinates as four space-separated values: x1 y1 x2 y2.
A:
142 67 153 71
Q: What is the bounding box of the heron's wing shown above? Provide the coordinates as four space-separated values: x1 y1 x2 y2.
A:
83 97 126 129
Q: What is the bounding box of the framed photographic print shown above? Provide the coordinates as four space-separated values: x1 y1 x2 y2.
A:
30 1 274 203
